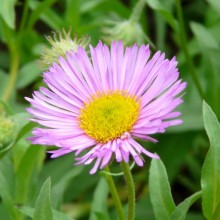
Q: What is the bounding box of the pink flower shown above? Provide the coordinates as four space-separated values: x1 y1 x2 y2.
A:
26 41 186 174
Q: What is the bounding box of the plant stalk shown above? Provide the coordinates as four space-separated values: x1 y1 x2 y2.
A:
121 161 135 220
103 166 126 220
2 45 19 102
129 0 146 24
175 0 205 100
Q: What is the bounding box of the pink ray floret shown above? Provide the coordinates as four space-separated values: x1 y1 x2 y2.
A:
26 41 186 174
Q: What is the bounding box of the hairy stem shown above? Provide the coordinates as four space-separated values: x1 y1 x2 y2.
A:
121 161 135 220
103 166 126 220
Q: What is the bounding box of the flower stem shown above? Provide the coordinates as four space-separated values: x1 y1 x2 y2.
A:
175 0 205 100
129 0 146 24
19 0 30 32
2 46 19 102
103 166 126 220
121 161 135 220
1 21 20 102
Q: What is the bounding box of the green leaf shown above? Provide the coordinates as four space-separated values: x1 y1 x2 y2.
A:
211 201 220 220
89 177 110 220
0 204 11 220
0 0 16 29
207 0 220 14
169 191 202 220
15 145 45 204
29 1 64 30
17 61 41 89
190 22 219 50
27 0 58 29
146 0 178 31
17 205 73 220
149 159 176 220
14 121 36 143
33 178 53 220
201 101 220 219
94 212 108 220
80 0 106 13
0 170 16 219
51 166 84 209
0 118 35 159
65 0 80 29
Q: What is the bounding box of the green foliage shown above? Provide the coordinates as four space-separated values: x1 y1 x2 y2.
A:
190 22 219 50
33 178 53 220
0 170 16 219
149 159 175 220
169 191 202 220
201 101 220 219
145 0 178 31
0 0 220 219
17 61 41 89
0 0 16 29
207 0 220 14
89 178 110 220
18 205 73 220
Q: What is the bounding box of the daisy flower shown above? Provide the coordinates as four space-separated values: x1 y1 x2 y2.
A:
26 41 186 174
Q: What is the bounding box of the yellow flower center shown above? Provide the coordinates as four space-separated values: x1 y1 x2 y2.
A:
79 91 140 143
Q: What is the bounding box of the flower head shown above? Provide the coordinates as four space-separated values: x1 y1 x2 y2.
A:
101 15 148 46
39 29 90 70
26 41 186 174
0 106 17 148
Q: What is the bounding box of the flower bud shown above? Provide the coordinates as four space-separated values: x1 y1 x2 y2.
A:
101 15 149 46
39 29 90 70
0 110 17 149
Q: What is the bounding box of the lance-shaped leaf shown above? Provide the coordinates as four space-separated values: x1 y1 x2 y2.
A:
149 159 175 220
169 191 202 220
201 101 220 219
33 178 53 220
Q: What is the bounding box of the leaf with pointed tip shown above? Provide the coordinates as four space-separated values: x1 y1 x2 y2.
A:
0 0 16 29
190 22 219 50
201 101 220 219
149 159 175 220
169 191 202 220
33 178 53 220
51 166 84 208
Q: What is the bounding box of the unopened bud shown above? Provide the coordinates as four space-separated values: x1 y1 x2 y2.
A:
0 112 17 149
39 29 90 70
101 15 148 46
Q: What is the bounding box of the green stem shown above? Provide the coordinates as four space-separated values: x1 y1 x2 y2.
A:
103 166 126 220
2 0 30 102
2 46 19 102
121 161 135 220
175 0 205 100
1 21 20 102
129 0 146 24
19 0 30 32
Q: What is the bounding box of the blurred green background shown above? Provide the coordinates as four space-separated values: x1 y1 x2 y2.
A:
0 0 220 219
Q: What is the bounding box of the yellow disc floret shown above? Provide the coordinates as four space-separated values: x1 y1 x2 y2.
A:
79 91 140 143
